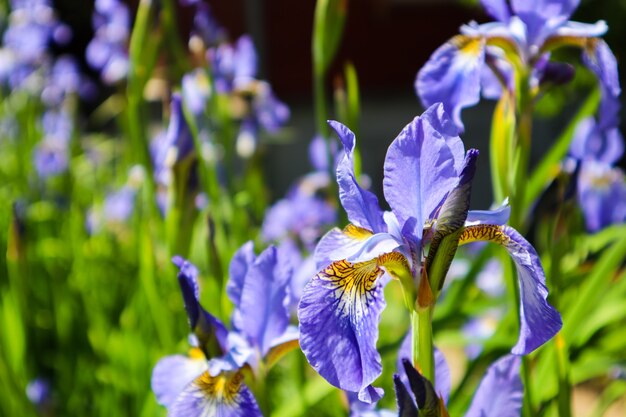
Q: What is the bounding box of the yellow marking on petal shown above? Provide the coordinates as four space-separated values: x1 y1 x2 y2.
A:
459 224 510 246
319 259 382 320
196 371 244 405
343 223 374 240
188 347 206 360
451 35 483 58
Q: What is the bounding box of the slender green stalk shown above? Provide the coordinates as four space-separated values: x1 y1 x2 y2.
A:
417 306 435 384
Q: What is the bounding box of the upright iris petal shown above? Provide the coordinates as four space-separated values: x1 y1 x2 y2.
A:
330 121 386 233
383 103 464 240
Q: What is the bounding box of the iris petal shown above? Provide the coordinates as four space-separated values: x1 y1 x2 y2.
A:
383 104 464 242
459 225 562 354
172 256 229 357
465 355 523 417
227 241 256 329
416 36 485 131
298 259 387 403
235 246 292 356
169 371 262 417
314 226 373 270
151 352 208 408
329 121 386 233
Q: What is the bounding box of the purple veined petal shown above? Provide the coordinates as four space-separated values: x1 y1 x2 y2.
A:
172 256 229 355
577 160 626 232
465 355 523 417
465 199 511 226
397 331 451 404
481 0 511 23
151 352 208 408
315 227 364 269
458 225 562 354
298 259 387 403
553 20 607 38
329 120 386 233
582 39 621 100
383 104 463 242
169 371 262 417
416 35 485 132
235 246 292 356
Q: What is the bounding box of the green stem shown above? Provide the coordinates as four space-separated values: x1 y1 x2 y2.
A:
416 307 435 384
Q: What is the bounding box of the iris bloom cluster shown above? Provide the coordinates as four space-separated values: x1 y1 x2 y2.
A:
416 0 619 132
298 103 562 402
152 243 298 416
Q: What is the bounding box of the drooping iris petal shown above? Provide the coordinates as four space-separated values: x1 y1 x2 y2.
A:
383 104 464 241
577 160 626 232
151 351 208 408
397 332 451 404
481 0 511 23
329 121 386 233
235 245 292 356
416 36 485 131
172 256 229 356
465 355 523 417
169 371 262 417
298 259 389 403
459 225 562 354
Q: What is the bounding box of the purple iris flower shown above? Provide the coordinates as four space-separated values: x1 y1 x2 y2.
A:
395 354 522 416
151 94 196 187
261 178 336 250
152 243 298 416
416 0 619 131
86 0 130 84
33 109 73 178
569 114 626 232
0 0 71 91
298 104 561 402
208 35 289 149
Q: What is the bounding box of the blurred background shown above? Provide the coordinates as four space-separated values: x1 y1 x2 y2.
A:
50 0 626 208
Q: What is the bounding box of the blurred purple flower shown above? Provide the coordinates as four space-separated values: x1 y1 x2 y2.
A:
86 0 130 84
26 378 50 406
417 0 619 131
0 0 71 91
33 109 73 178
569 115 626 232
